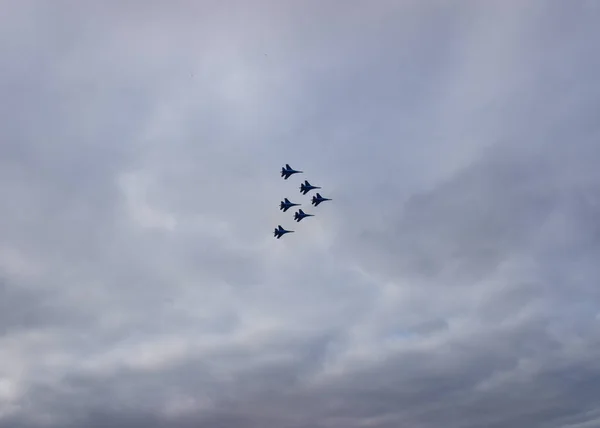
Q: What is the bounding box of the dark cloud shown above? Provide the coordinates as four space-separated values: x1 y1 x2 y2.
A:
1 1 599 427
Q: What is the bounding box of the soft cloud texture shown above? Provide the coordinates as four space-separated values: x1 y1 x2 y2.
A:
1 1 600 427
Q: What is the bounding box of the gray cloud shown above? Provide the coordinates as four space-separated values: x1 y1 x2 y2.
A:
1 1 600 427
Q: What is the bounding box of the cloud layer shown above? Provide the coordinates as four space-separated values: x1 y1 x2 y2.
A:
1 1 600 427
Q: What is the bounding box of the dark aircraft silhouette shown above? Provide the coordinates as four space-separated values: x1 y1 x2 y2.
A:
279 198 301 212
311 193 331 206
281 164 303 180
273 225 294 239
300 180 321 195
293 209 314 222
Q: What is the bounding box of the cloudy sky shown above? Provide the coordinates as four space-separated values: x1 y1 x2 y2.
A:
1 1 600 427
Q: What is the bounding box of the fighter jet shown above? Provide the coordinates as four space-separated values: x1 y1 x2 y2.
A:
281 164 303 180
273 225 294 239
279 198 301 212
311 193 332 207
293 209 314 222
299 180 321 195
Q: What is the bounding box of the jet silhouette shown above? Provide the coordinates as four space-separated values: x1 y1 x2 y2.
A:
281 164 303 180
293 209 314 222
299 180 321 195
311 193 331 206
279 198 301 212
273 225 294 239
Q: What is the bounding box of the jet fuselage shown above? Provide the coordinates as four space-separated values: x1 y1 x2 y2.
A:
281 164 303 180
293 209 314 222
300 180 321 195
311 193 332 206
280 198 301 212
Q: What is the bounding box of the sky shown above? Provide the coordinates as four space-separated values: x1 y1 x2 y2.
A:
1 1 600 427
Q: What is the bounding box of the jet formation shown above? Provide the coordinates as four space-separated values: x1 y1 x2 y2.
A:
274 164 331 238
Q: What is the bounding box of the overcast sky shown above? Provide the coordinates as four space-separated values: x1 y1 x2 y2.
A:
1 1 600 427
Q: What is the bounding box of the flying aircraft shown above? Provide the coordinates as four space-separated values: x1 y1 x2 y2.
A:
279 198 301 212
299 180 321 195
293 209 314 222
311 193 332 207
273 225 294 239
281 164 303 180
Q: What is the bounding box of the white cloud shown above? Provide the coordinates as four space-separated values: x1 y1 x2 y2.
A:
0 1 599 427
